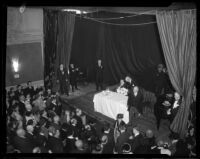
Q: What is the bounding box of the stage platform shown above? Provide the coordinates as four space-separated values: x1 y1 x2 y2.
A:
60 83 171 142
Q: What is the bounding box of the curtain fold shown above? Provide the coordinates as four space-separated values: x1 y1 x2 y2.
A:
156 10 196 137
43 9 58 88
56 12 76 71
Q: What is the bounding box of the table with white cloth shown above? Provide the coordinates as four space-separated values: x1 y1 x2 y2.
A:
93 91 129 123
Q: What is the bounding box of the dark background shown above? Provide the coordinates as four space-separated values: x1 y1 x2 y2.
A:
70 11 165 92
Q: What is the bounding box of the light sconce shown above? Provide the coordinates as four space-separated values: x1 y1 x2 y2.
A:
12 58 20 78
12 59 19 72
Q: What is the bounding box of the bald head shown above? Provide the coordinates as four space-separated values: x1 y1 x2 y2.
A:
75 140 83 149
16 128 25 137
133 86 139 93
60 64 64 70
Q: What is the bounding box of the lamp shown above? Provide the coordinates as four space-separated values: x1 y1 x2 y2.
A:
12 59 19 72
12 58 20 78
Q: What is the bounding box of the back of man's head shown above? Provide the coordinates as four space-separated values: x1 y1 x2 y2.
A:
75 140 83 150
16 128 25 138
103 123 110 132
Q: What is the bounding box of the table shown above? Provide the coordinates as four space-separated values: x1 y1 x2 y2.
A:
93 91 129 123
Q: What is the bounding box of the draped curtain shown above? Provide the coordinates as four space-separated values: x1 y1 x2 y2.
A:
44 10 75 89
43 9 58 88
156 10 196 137
70 13 164 91
56 12 76 71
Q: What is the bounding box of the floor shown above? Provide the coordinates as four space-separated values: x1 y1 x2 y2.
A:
60 82 171 143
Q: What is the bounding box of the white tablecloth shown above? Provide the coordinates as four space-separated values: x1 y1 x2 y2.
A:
93 91 129 123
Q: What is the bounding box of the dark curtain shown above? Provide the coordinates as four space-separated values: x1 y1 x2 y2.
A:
43 9 58 88
71 12 164 91
56 12 76 71
156 10 196 138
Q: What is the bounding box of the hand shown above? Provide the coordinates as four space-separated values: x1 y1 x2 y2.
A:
129 136 133 140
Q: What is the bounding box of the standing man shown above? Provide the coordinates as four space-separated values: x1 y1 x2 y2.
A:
57 64 69 96
95 59 104 91
69 63 79 92
154 64 166 97
127 86 143 125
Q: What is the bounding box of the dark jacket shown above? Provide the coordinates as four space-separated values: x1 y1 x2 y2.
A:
18 101 26 116
26 132 37 147
127 90 143 113
57 68 69 82
128 133 144 153
13 136 34 153
46 135 64 153
95 65 104 82
24 86 35 97
69 67 78 84
102 129 115 154
115 131 130 154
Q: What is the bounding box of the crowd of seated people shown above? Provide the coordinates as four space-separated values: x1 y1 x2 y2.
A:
6 78 196 156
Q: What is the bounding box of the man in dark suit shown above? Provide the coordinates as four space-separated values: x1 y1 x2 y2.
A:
15 85 24 99
57 64 69 95
46 126 64 153
128 126 144 154
24 81 35 98
69 63 79 92
114 124 130 154
101 123 115 154
95 59 104 91
25 124 37 147
13 128 34 153
168 92 182 124
154 64 167 97
18 95 26 116
127 86 143 124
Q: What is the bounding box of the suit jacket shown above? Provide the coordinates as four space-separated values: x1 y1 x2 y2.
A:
13 136 34 153
18 101 26 116
102 130 115 154
69 67 78 83
46 135 64 153
129 133 144 153
64 137 76 153
24 86 35 97
127 90 143 113
57 68 69 82
115 131 130 154
26 132 37 147
95 65 104 82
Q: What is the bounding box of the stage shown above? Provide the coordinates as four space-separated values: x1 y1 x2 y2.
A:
60 83 171 142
